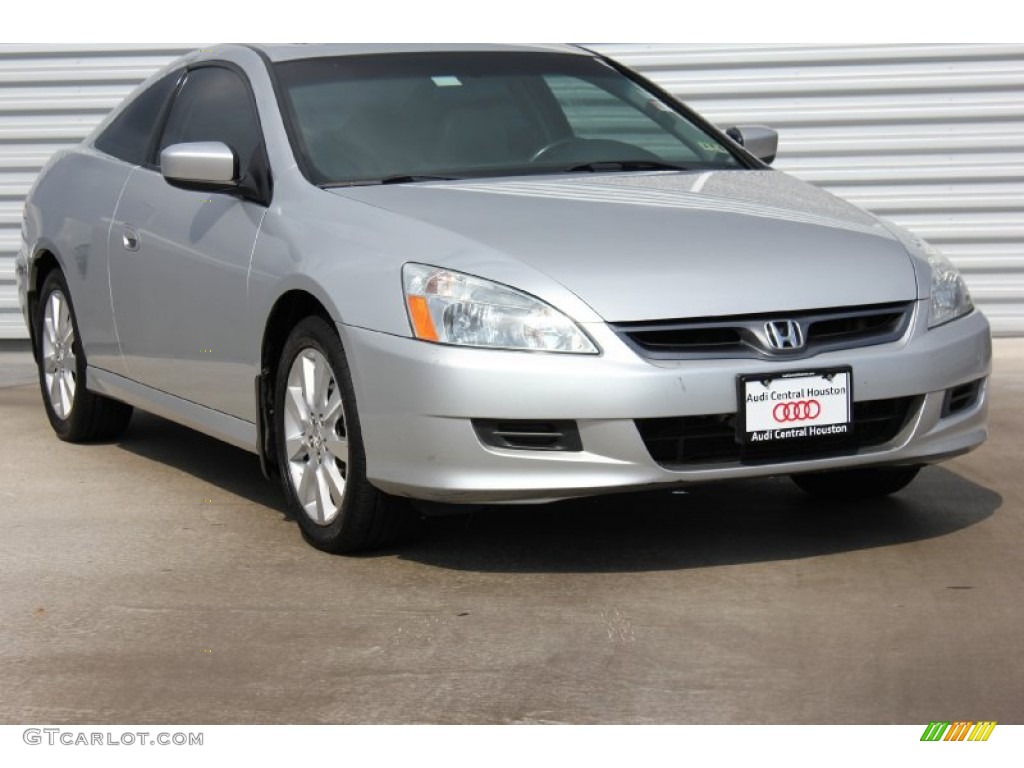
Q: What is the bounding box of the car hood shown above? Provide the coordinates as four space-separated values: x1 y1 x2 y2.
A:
331 170 917 322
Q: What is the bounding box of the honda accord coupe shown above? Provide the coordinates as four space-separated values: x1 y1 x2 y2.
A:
16 44 990 552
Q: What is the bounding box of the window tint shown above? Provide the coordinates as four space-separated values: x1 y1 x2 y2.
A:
286 75 546 181
545 75 715 164
273 53 741 185
159 66 263 173
94 70 181 165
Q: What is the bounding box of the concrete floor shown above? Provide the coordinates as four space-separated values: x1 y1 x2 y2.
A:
0 340 1022 724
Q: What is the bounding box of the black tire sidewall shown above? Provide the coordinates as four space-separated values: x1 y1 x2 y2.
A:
35 271 86 439
273 316 374 549
792 466 921 500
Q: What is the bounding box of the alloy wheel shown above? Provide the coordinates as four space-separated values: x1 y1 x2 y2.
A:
283 348 349 525
41 289 77 419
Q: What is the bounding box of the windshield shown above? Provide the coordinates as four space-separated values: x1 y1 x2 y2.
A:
273 52 744 186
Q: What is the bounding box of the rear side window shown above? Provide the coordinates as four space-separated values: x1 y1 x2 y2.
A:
94 70 182 165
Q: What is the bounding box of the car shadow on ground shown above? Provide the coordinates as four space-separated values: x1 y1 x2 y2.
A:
116 411 286 511
116 411 1002 574
393 468 1001 573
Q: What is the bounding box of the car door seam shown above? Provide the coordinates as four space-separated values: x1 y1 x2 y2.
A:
106 165 140 372
245 207 270 306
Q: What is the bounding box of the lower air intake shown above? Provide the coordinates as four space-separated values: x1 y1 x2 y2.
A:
636 396 920 468
473 420 583 452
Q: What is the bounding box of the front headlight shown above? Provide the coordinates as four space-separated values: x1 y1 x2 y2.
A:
402 264 598 353
926 247 973 328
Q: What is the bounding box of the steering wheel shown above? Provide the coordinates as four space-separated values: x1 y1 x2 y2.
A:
530 137 582 163
530 137 666 165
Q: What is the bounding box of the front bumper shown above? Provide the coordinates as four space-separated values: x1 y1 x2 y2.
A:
341 303 990 503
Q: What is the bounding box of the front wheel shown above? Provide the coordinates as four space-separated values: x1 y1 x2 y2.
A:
790 466 922 500
273 316 417 553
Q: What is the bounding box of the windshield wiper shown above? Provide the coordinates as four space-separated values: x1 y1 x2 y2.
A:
564 160 692 173
378 174 459 185
323 174 460 188
324 163 690 188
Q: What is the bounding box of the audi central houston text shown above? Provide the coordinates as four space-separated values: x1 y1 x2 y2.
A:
16 44 990 552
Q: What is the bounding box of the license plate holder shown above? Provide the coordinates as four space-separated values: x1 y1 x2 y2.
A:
736 367 853 448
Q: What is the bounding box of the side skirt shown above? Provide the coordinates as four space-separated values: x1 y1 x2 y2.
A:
88 366 259 455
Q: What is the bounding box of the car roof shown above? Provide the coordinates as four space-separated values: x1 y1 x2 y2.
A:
247 43 591 63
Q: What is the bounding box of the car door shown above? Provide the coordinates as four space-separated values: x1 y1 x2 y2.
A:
108 63 270 421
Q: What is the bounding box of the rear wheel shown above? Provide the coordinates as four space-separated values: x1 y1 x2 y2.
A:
35 270 133 442
273 316 417 553
790 466 921 500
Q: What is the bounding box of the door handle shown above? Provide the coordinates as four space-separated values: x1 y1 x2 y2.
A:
122 227 140 252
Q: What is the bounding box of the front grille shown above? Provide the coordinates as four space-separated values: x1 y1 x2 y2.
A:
612 302 913 360
473 420 583 452
636 396 920 468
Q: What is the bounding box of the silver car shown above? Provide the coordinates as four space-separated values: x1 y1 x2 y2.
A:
16 44 990 552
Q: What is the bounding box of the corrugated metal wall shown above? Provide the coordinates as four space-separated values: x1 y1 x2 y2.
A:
0 45 194 338
1 43 1022 338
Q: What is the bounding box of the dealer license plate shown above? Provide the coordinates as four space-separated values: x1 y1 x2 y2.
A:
737 368 853 446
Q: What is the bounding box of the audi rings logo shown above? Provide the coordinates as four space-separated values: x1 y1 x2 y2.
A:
773 400 821 423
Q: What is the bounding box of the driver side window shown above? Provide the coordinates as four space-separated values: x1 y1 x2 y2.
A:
159 66 263 175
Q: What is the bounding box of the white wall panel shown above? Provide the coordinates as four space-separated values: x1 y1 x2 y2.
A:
0 45 194 338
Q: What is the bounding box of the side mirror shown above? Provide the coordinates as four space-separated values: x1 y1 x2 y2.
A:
161 142 239 188
725 125 779 165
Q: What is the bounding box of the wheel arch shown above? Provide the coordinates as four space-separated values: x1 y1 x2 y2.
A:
26 245 64 362
256 289 335 477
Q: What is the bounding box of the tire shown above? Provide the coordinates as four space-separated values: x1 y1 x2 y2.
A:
790 466 922 500
35 270 133 442
273 315 418 553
